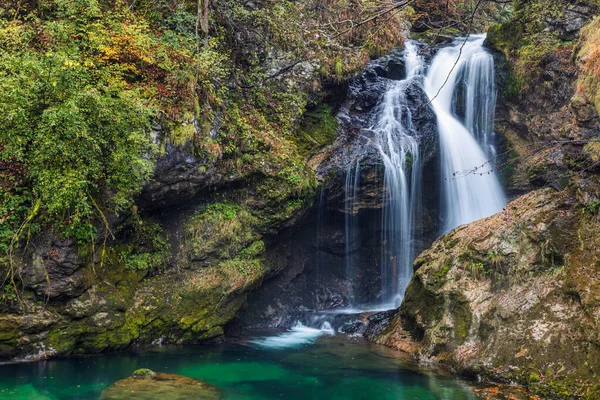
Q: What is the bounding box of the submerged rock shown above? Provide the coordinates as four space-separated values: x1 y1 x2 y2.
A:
100 371 221 400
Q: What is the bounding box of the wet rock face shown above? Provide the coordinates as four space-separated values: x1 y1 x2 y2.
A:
20 238 89 299
374 188 600 398
140 143 221 209
486 0 600 195
313 46 439 213
231 207 384 330
548 2 598 40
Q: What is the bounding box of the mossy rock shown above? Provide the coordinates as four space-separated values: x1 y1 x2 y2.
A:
99 372 221 400
295 104 339 156
132 368 156 379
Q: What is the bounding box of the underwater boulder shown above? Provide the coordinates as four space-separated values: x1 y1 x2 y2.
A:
100 370 222 400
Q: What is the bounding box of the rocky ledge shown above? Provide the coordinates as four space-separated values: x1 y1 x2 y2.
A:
371 187 600 399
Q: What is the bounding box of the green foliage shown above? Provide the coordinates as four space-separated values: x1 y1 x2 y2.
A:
0 3 160 254
0 0 399 259
487 251 504 270
184 202 259 264
202 202 240 221
581 201 600 215
0 284 18 305
0 0 233 258
529 372 541 383
118 218 171 272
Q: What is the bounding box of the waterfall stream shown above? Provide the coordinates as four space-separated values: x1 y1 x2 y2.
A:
338 34 506 310
344 161 361 305
374 42 424 306
424 35 506 234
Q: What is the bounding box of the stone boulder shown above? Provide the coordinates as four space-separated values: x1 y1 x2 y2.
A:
370 187 600 398
100 370 221 400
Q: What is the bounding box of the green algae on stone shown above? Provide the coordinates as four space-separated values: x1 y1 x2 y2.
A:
99 372 221 400
132 368 156 378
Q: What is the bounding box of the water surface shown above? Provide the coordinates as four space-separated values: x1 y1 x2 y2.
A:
0 333 482 400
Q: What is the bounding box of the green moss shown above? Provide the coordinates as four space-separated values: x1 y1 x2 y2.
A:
451 295 472 342
239 241 266 259
488 19 521 52
411 26 462 45
117 217 171 272
437 263 451 279
413 256 430 270
132 368 156 378
529 372 541 383
295 104 339 156
183 201 260 266
487 1 576 94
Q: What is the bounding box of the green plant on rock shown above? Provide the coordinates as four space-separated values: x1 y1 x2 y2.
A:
581 200 600 215
184 202 259 264
295 104 339 156
529 372 541 383
118 217 171 272
468 261 485 280
486 0 577 92
0 284 18 305
487 251 503 271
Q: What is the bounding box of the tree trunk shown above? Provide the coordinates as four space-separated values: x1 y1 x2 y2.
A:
196 0 209 52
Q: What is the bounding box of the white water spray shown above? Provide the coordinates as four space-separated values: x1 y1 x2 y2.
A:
250 322 334 349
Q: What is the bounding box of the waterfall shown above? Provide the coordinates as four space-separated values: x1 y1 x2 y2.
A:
424 35 506 234
404 41 424 79
461 44 498 158
344 161 360 305
338 36 505 310
374 42 424 306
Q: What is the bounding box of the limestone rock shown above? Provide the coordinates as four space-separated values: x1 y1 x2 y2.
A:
100 372 221 400
373 188 600 398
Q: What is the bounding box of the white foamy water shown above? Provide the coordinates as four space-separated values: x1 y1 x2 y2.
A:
250 322 334 349
373 41 424 305
424 34 506 233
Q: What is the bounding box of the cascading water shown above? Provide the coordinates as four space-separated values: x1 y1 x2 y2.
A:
424 35 506 234
374 42 424 306
245 35 507 349
337 36 505 311
344 162 361 304
460 41 498 158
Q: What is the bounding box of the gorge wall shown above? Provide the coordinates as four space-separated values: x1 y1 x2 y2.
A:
2 1 600 399
0 0 405 359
